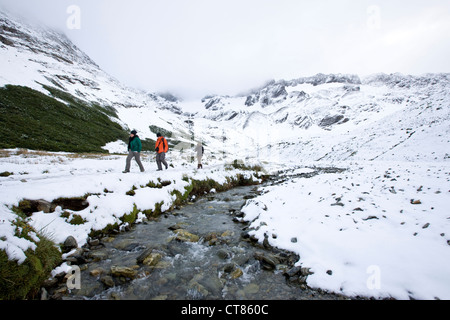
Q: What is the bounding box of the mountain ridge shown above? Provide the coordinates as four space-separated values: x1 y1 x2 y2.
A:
1 9 449 165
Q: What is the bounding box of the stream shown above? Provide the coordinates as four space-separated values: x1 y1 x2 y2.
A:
62 170 348 300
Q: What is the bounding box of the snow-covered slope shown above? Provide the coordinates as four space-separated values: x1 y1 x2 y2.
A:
178 72 450 165
0 10 186 144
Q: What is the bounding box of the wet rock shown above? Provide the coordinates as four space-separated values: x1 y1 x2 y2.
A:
114 240 140 251
65 248 86 265
88 239 100 247
263 234 271 249
188 282 209 299
86 249 109 261
100 275 115 288
301 267 314 276
254 252 280 271
110 266 137 279
90 268 106 277
217 249 231 260
204 232 220 245
221 230 234 238
101 236 115 243
243 283 259 295
136 247 154 264
223 263 236 273
168 222 187 231
143 253 162 267
231 268 243 279
173 229 199 242
285 266 314 285
232 253 251 266
285 266 302 278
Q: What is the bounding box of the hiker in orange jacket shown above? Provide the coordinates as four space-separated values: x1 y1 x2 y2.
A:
155 133 169 171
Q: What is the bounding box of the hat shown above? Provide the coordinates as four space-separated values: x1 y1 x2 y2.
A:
131 130 137 135
157 133 161 137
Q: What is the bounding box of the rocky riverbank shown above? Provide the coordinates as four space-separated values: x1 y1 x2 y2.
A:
41 179 356 301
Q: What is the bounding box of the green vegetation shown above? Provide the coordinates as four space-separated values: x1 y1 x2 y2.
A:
149 124 172 138
0 220 62 300
0 85 156 153
121 204 139 224
226 159 264 173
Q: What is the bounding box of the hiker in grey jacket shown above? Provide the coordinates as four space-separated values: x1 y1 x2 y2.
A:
123 130 145 173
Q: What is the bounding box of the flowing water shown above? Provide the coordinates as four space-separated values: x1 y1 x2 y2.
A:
64 172 347 300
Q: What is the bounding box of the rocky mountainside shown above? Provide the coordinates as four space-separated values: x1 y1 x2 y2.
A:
186 72 450 164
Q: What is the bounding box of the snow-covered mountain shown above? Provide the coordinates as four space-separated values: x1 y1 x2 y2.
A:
0 10 186 148
179 72 450 165
1 8 449 165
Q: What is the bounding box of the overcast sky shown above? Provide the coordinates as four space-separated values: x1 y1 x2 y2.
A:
1 0 449 99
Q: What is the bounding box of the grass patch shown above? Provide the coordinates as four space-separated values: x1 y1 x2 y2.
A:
126 186 137 196
121 204 139 224
0 85 129 153
225 159 264 173
0 221 62 300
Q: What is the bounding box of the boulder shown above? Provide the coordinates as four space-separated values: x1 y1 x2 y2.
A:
62 236 78 253
100 275 115 288
136 247 154 264
173 229 199 243
217 249 231 260
231 268 243 279
254 252 280 271
110 266 137 279
143 253 162 267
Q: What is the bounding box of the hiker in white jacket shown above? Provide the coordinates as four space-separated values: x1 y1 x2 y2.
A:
195 141 204 169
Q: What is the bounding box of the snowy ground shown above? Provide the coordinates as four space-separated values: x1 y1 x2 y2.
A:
0 148 257 263
1 148 449 300
241 161 450 300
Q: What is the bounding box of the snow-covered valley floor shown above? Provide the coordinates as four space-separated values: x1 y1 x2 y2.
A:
0 149 449 300
243 161 450 300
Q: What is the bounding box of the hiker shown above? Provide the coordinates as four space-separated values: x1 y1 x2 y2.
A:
123 130 145 173
195 141 204 169
155 133 169 171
